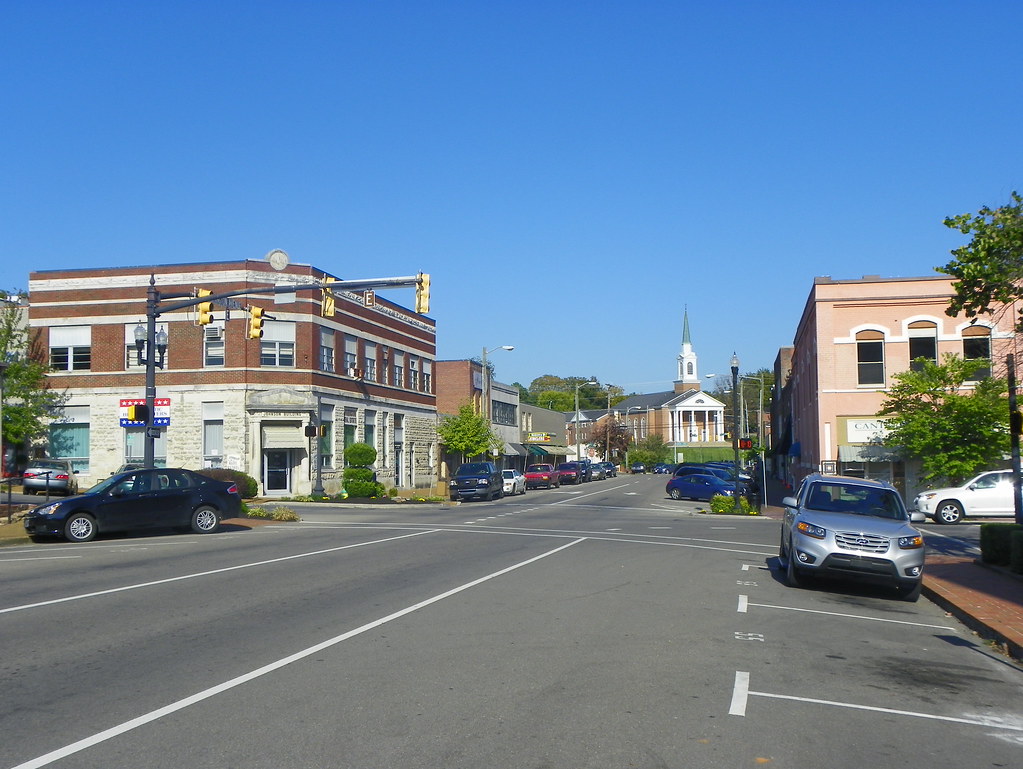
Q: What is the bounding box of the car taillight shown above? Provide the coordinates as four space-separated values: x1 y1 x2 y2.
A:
55 474 69 481
227 484 239 495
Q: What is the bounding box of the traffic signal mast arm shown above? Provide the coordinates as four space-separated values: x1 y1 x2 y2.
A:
155 274 428 316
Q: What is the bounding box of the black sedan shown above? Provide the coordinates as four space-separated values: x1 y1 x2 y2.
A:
22 468 242 543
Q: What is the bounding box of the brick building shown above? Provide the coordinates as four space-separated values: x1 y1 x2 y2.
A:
28 258 438 495
776 274 1016 499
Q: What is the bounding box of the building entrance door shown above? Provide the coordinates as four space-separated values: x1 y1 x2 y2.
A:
264 450 291 494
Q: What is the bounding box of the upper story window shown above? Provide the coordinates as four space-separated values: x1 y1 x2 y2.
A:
343 335 357 374
963 325 992 379
908 321 938 370
260 321 295 367
393 350 405 388
50 326 91 371
364 342 377 382
422 359 432 393
320 328 335 372
409 356 420 390
856 330 885 386
492 400 517 426
203 323 225 367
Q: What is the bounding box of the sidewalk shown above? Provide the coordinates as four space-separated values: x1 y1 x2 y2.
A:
762 476 1023 662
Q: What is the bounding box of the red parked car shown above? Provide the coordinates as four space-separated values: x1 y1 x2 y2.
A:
525 463 561 489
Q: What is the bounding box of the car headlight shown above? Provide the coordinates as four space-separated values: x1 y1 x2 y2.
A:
918 492 936 501
898 535 924 549
796 521 826 539
476 479 488 486
448 480 458 488
36 503 62 516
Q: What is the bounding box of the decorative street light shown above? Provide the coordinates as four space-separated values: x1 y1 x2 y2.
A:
730 353 741 513
624 405 642 468
480 345 514 422
574 380 598 462
0 358 9 478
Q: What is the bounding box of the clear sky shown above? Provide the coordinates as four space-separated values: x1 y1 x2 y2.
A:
5 1 1021 394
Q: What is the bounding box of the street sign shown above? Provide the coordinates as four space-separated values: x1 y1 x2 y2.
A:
120 398 171 426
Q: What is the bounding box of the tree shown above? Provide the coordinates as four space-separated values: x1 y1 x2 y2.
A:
437 403 500 462
629 434 673 467
878 354 1009 484
940 191 1023 333
588 419 632 461
0 290 66 469
535 390 575 412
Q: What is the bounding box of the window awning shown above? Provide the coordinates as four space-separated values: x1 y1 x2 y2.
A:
838 444 898 462
526 444 568 456
261 423 307 449
504 443 527 456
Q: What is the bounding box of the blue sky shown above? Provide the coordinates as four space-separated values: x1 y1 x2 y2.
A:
5 1 1021 394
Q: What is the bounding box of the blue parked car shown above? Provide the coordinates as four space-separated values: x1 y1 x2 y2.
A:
665 473 736 501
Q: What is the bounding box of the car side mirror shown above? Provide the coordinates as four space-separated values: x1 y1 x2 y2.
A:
782 496 798 508
910 512 926 523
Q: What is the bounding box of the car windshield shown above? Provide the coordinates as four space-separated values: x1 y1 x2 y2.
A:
502 470 515 478
527 465 551 472
28 461 67 471
86 474 132 494
806 482 906 519
557 463 577 471
455 463 491 476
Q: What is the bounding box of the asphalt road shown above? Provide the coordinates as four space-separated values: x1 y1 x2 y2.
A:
3 474 1022 768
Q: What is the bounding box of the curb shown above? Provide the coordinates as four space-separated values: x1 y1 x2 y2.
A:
921 581 1023 662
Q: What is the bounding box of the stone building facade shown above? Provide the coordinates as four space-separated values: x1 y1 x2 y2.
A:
28 259 438 495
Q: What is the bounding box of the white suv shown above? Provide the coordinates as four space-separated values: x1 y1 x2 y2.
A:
913 470 1017 524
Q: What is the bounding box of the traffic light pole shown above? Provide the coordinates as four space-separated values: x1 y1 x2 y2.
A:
138 272 430 469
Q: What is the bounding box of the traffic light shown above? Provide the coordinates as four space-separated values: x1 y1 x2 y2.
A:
739 438 754 450
127 404 149 422
248 306 265 339
415 272 430 314
321 276 335 317
197 289 213 325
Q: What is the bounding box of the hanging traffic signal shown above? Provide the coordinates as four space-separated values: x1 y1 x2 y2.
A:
321 276 336 317
197 289 214 325
248 306 265 339
415 272 430 314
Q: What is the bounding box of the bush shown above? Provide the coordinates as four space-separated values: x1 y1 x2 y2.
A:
344 442 377 467
344 479 385 498
1010 530 1023 574
709 494 758 515
343 467 375 483
271 506 300 522
246 507 272 519
194 468 259 499
979 523 1023 565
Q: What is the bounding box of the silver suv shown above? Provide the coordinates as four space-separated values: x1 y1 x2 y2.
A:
780 474 927 601
913 470 1016 524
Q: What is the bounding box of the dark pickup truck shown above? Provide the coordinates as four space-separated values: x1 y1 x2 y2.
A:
449 461 504 502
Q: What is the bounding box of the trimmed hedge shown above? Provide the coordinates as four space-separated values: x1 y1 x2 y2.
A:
979 523 1023 566
194 468 259 499
1011 530 1023 575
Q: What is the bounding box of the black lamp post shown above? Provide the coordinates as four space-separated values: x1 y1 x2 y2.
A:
730 352 741 513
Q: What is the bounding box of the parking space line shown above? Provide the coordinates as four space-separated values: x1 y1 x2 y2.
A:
728 671 750 715
747 682 1023 732
737 594 748 613
744 601 954 630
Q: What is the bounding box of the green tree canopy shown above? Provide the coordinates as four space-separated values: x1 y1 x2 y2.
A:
1 290 66 459
437 403 500 462
940 191 1023 333
878 354 1009 484
587 419 633 461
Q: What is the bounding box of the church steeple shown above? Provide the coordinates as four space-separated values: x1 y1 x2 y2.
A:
675 308 700 393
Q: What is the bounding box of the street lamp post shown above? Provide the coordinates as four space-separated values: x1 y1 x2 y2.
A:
0 359 8 478
574 380 598 462
730 353 741 513
624 405 641 467
135 277 169 469
605 385 614 461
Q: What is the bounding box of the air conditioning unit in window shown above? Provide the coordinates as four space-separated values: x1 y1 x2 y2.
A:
347 367 364 380
204 326 223 340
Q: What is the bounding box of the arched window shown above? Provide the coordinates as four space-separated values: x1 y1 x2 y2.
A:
687 362 694 375
908 321 937 370
856 330 885 385
962 325 992 379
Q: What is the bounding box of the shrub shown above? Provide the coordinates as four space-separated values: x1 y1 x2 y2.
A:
344 479 385 498
1011 530 1023 575
344 467 375 483
979 523 1023 565
271 506 300 522
709 494 758 515
246 507 272 519
344 442 377 467
194 468 259 499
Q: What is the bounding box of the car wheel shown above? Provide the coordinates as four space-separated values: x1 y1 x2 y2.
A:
64 513 97 543
668 487 682 500
191 506 220 534
786 554 807 588
898 579 922 602
935 500 964 524
778 530 788 561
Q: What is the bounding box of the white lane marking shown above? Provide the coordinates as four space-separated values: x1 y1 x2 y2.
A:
648 526 671 530
741 564 769 571
711 527 736 530
737 595 748 613
0 530 437 616
549 483 631 504
922 527 982 555
10 537 586 769
0 555 82 562
747 688 1023 732
744 601 954 630
729 671 750 716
